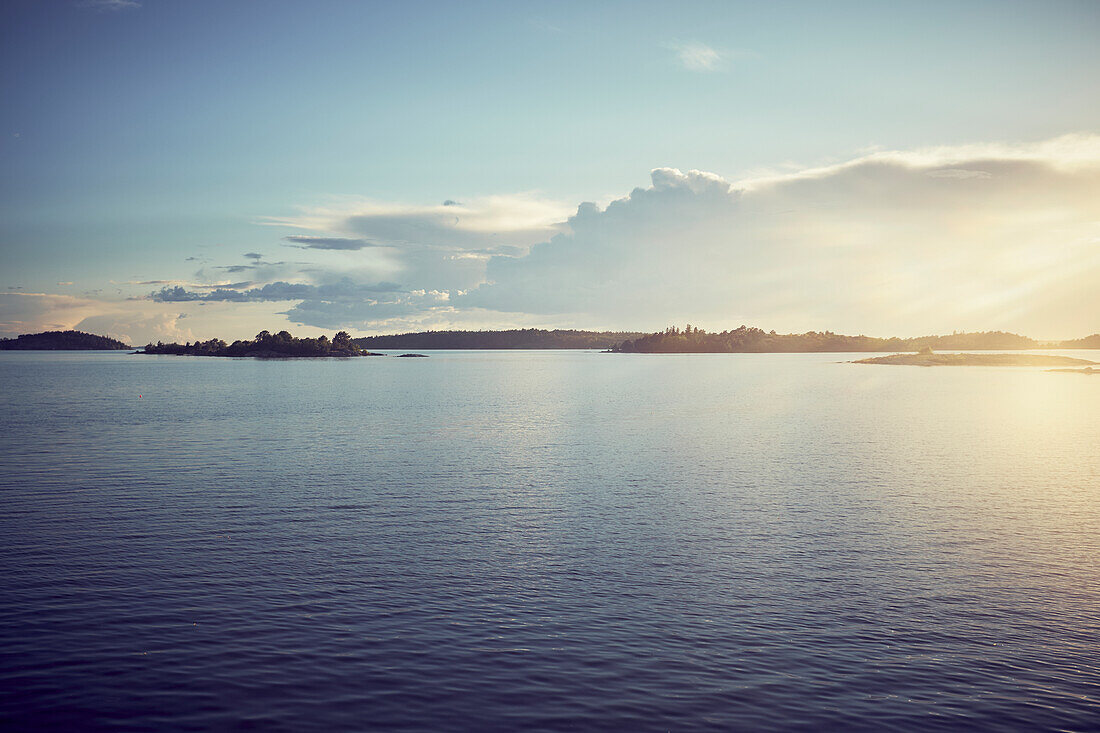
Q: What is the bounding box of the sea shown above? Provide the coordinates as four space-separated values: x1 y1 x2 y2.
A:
1 349 1098 731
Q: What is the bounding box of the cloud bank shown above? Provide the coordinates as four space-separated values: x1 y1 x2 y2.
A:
454 135 1100 337
13 134 1092 342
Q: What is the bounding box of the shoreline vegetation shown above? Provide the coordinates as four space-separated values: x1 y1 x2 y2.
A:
352 329 647 350
609 326 1100 353
139 331 383 358
853 350 1097 368
3 326 1098 357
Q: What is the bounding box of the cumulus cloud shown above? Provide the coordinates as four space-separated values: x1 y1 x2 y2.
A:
0 293 102 336
25 134 1094 339
457 135 1100 337
0 293 195 345
129 133 1099 337
74 312 191 346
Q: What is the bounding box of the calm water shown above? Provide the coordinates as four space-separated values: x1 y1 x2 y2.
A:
1 350 1098 731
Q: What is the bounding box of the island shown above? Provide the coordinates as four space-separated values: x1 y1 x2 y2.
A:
0 330 132 350
853 350 1097 367
138 331 382 358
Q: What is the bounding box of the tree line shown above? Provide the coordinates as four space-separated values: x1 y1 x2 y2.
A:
612 325 1100 353
141 330 369 357
352 328 647 350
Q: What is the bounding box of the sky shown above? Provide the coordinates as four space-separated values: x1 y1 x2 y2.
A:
1 0 1098 344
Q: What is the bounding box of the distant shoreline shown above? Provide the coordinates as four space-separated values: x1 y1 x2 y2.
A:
4 327 1099 354
0 330 131 351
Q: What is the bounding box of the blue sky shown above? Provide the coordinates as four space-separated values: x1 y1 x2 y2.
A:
2 0 1098 343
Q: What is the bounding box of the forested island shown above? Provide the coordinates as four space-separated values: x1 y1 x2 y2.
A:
611 325 1100 353
352 328 645 350
139 330 381 357
0 330 131 350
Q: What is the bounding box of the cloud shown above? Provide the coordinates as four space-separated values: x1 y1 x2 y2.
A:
244 252 264 260
266 193 571 253
38 134 1094 340
74 312 190 347
284 236 376 251
0 293 194 345
146 278 429 330
927 168 993 180
81 0 141 11
150 279 403 304
0 293 102 336
282 290 452 329
250 193 574 325
665 41 724 72
457 135 1100 338
191 281 254 291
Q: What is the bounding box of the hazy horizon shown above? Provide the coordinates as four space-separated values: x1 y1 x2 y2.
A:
8 323 1099 350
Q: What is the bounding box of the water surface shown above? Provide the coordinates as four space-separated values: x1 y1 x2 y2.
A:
1 350 1098 730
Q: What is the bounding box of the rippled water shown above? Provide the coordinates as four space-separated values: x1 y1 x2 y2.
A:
1 350 1098 731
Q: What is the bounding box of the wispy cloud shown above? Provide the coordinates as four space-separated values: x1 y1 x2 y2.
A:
266 194 571 253
926 168 993 180
665 41 724 72
284 236 377 251
150 280 403 304
81 0 141 11
528 16 563 34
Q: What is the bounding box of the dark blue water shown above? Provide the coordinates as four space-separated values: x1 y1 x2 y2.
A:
1 350 1098 731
